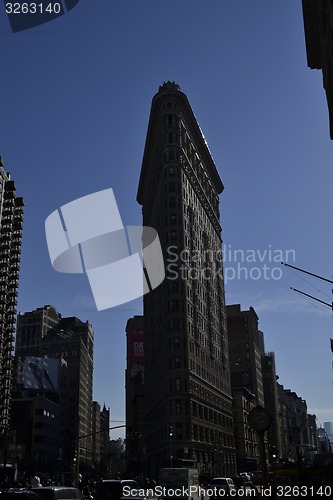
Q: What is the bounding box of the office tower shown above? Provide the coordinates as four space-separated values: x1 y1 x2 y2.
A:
308 414 319 453
324 422 333 445
231 387 258 472
226 305 265 472
99 404 110 475
261 352 282 460
92 401 101 466
125 316 144 475
279 386 310 462
92 401 111 474
137 82 235 476
10 356 68 473
16 305 61 357
226 304 265 407
317 427 332 453
15 306 94 467
40 316 94 466
0 157 24 437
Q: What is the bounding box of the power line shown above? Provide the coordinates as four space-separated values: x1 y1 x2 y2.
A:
291 287 333 310
284 265 333 300
282 262 333 284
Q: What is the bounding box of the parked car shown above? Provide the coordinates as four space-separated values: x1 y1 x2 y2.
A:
0 493 41 500
95 480 140 500
29 487 83 500
208 478 236 496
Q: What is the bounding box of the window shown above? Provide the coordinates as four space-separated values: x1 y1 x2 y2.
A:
175 378 181 392
176 399 182 415
172 318 180 330
169 198 176 209
176 423 183 439
172 299 179 312
175 356 181 369
169 182 175 193
174 337 180 349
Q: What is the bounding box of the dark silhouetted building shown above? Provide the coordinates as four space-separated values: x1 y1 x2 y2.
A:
16 305 61 357
9 356 68 473
137 82 235 476
262 351 282 462
15 306 94 467
302 0 333 138
100 404 110 475
226 305 264 407
0 157 24 444
231 386 258 472
125 316 144 475
92 401 101 467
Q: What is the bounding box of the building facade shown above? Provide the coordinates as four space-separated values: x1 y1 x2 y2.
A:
278 386 310 463
125 316 145 476
302 0 333 139
324 421 333 447
99 404 110 475
16 305 61 357
40 316 94 467
14 307 94 468
137 82 235 477
9 356 68 473
0 157 24 451
262 352 282 461
226 305 265 407
92 401 101 467
231 387 258 472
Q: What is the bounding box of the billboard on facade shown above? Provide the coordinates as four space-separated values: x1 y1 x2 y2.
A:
22 356 59 392
128 326 144 385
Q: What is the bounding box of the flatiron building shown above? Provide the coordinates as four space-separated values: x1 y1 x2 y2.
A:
137 82 235 476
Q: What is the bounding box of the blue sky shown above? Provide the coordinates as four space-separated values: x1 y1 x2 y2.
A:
1 1 333 439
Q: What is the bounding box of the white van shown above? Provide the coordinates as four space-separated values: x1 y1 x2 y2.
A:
158 468 201 500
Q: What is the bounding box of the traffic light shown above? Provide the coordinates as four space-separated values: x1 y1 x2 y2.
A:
73 449 78 465
169 426 173 437
270 446 278 460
